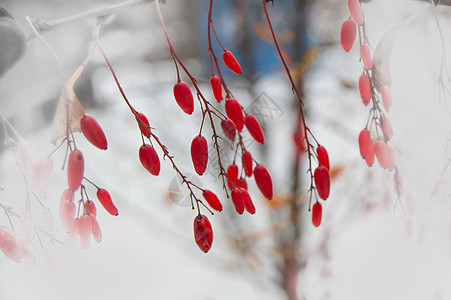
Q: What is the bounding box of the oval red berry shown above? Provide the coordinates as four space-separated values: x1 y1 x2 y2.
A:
241 188 256 214
85 200 97 216
221 118 237 141
139 144 160 176
340 19 357 52
254 164 273 200
316 146 330 170
242 150 253 177
359 74 371 105
312 202 322 227
67 149 84 191
227 164 239 189
96 188 118 216
358 129 371 159
80 114 107 150
231 188 244 214
202 190 223 212
173 81 194 115
191 135 208 176
314 166 330 200
210 75 222 101
360 43 373 70
223 50 242 74
193 214 213 253
136 112 151 138
225 98 244 131
244 114 265 144
348 0 364 25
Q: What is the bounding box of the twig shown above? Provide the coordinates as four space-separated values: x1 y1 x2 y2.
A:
26 0 156 39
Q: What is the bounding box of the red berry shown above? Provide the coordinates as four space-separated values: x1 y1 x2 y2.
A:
254 164 273 200
139 144 160 176
314 166 330 200
225 98 244 131
373 141 388 169
365 141 375 167
358 129 371 159
242 150 253 177
360 43 373 70
191 135 208 176
202 190 223 212
380 85 392 111
381 116 393 140
348 0 364 25
210 75 222 101
237 178 248 190
244 114 265 144
241 188 256 214
97 188 118 216
173 81 194 115
227 164 239 189
340 19 357 52
231 188 244 214
223 50 242 74
80 114 108 150
359 74 371 105
316 146 330 170
221 118 237 141
312 202 322 227
85 200 97 216
67 149 84 191
89 214 102 243
136 112 151 138
193 214 213 253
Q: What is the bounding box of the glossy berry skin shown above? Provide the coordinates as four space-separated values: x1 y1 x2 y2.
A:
67 150 84 191
173 81 194 115
231 188 244 214
244 114 265 144
191 135 208 176
254 164 273 200
221 119 237 141
193 214 213 253
314 166 330 200
242 151 253 177
340 19 357 52
223 50 242 74
210 75 222 101
97 188 118 216
136 112 151 138
312 202 322 227
241 188 256 214
202 190 223 212
139 144 160 176
316 146 330 170
80 114 108 150
225 98 244 131
359 74 371 105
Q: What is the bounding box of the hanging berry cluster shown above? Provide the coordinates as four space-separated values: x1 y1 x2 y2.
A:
340 0 403 199
262 0 331 227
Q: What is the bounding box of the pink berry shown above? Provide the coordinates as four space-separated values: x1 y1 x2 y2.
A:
348 0 364 25
67 149 84 191
340 19 357 52
359 74 371 105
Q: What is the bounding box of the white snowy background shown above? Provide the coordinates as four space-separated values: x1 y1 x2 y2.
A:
1 0 451 299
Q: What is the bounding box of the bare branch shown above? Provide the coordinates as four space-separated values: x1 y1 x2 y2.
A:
27 0 156 38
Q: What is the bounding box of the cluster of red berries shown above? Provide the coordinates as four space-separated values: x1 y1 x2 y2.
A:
60 114 118 249
341 0 403 196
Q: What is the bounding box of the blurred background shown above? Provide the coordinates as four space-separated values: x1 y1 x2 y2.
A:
1 0 451 299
